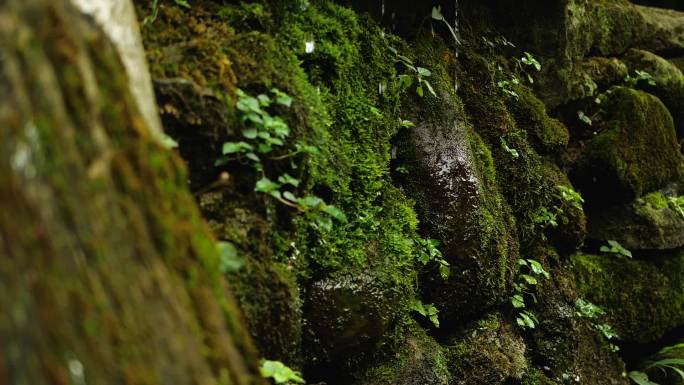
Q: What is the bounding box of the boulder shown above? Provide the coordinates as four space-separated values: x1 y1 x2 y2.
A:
354 322 449 385
588 187 684 250
571 86 684 206
623 48 684 142
304 271 403 364
573 251 684 344
446 313 528 385
395 84 517 325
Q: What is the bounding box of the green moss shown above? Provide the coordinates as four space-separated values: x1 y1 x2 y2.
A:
572 251 684 344
446 313 528 385
623 48 684 142
507 85 569 155
522 369 558 385
574 86 684 205
354 321 449 385
459 49 552 246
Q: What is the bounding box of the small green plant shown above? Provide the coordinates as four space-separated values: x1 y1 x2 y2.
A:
390 47 438 98
410 299 440 328
575 298 620 352
668 196 684 219
260 360 305 384
415 238 450 280
501 138 520 159
575 297 605 318
628 346 684 385
431 6 460 47
511 259 550 329
534 207 558 229
577 110 593 126
625 70 657 88
515 52 542 84
600 240 633 258
497 78 520 99
217 89 346 231
557 185 584 210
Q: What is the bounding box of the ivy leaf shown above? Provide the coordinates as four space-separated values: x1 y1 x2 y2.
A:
222 141 253 154
297 196 324 209
416 67 432 77
511 294 525 309
278 173 300 187
242 127 258 139
255 177 280 193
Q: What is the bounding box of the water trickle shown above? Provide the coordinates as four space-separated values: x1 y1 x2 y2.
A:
453 0 461 91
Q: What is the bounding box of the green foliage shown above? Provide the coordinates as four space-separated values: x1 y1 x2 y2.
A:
511 259 549 329
410 299 440 328
260 360 305 384
517 52 542 84
600 240 633 258
160 133 179 149
575 298 620 352
625 70 657 88
415 238 450 280
557 185 584 210
501 138 520 159
575 297 605 319
217 89 345 232
431 6 460 47
668 196 684 219
577 110 593 126
390 47 438 98
497 78 520 99
534 207 558 230
629 350 684 385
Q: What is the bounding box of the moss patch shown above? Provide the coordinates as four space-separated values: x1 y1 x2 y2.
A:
572 251 684 344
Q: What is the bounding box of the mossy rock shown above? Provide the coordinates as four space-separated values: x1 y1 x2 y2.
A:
623 48 684 143
354 321 449 385
446 313 528 385
572 251 684 344
528 262 628 385
572 86 684 207
587 186 684 251
303 269 405 366
463 0 684 106
458 50 551 246
507 86 570 155
395 76 517 326
580 57 630 90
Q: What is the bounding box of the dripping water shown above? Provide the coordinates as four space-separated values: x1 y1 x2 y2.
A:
453 0 461 91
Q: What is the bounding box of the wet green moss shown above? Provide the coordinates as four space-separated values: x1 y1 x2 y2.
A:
573 86 684 206
354 321 449 385
507 86 569 155
446 313 528 385
459 49 552 246
572 251 684 344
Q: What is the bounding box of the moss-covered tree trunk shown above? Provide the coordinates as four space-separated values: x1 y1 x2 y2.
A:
0 1 263 384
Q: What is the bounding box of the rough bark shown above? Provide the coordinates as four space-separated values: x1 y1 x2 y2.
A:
0 1 263 384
